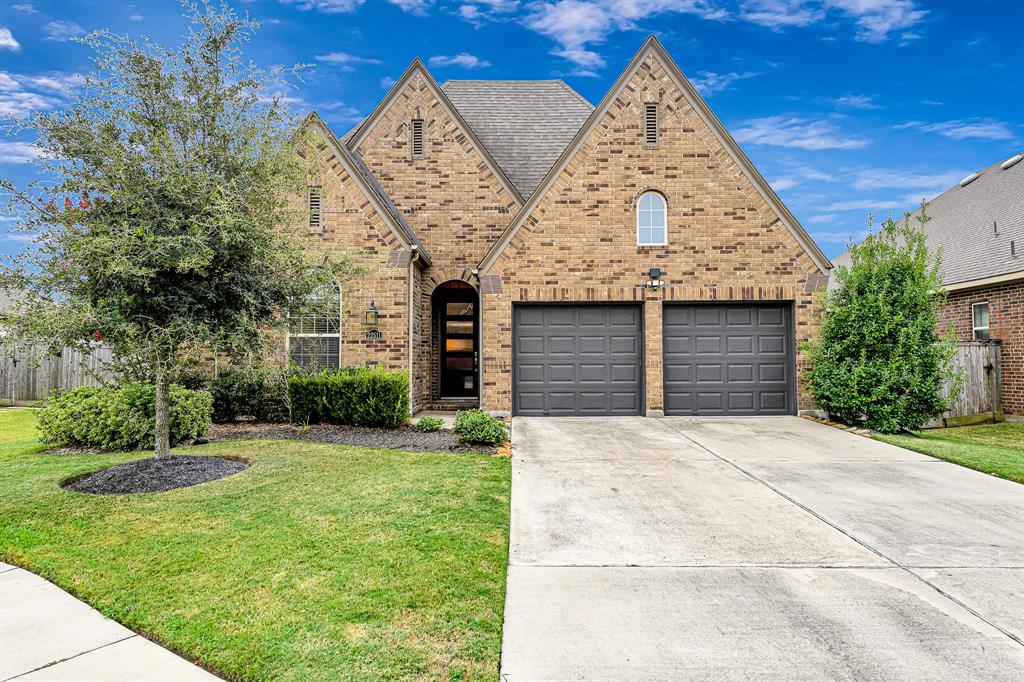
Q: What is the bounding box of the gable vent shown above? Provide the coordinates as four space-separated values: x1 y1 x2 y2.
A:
308 186 322 230
411 119 424 158
644 103 659 145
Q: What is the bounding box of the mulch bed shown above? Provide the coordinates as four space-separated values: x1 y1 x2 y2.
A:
207 422 495 454
64 455 248 495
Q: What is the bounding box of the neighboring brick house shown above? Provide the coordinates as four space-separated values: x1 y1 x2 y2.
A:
292 36 832 417
831 153 1024 419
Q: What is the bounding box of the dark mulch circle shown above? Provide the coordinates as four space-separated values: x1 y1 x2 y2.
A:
208 422 494 454
63 455 248 495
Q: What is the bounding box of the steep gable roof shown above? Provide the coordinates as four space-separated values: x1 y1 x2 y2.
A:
829 154 1024 290
477 35 832 275
343 59 524 206
442 80 593 198
303 112 432 266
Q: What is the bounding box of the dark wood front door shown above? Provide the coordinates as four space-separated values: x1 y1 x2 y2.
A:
439 286 478 397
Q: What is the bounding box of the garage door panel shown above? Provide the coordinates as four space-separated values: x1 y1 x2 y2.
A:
664 304 793 416
514 305 642 416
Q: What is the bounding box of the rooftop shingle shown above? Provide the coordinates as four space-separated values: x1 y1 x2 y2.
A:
441 79 593 198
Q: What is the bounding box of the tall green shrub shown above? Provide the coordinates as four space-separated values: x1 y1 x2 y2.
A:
37 383 212 450
288 367 409 428
805 209 958 433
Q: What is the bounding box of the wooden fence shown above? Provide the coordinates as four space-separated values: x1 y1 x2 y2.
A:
0 345 115 406
925 340 1003 428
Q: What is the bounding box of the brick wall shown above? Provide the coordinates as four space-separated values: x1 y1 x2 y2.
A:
938 280 1024 415
354 70 521 400
480 55 824 414
303 139 412 372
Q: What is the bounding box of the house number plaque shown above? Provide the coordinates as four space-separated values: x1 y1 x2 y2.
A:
365 330 383 340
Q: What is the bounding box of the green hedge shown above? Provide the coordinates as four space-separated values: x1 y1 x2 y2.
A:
288 367 409 428
453 409 509 446
37 383 213 451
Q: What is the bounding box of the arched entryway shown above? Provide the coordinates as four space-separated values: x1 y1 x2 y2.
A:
432 280 479 399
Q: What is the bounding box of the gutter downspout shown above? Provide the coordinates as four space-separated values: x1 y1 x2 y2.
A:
408 246 420 416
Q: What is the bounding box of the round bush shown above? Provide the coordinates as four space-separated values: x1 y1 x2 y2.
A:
37 382 213 451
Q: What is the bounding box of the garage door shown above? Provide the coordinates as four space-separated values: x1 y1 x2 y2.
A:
513 305 643 416
663 304 794 416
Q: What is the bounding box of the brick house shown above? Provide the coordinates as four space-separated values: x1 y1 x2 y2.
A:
291 36 832 417
832 153 1024 419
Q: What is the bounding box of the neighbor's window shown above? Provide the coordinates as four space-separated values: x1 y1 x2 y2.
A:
637 191 667 246
644 103 659 145
307 186 322 230
411 119 424 158
288 281 342 369
972 302 990 340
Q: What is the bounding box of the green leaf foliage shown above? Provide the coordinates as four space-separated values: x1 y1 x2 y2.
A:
804 208 959 433
0 1 365 454
288 367 409 428
414 416 445 433
452 410 509 446
37 383 212 450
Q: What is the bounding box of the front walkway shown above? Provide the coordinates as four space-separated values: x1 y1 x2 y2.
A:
500 416 1024 680
1 563 218 681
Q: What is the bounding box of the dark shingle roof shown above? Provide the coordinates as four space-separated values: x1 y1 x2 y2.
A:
441 80 593 198
830 154 1024 288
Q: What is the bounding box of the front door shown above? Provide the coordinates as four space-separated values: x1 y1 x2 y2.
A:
439 286 478 397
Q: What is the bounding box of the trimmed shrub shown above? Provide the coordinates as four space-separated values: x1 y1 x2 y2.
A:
452 409 508 446
415 416 444 432
288 367 409 428
209 369 289 423
805 210 958 433
37 382 212 451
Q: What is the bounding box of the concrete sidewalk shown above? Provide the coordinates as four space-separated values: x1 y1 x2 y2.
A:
1 562 218 682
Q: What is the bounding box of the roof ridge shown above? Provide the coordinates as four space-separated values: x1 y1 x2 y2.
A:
553 79 594 110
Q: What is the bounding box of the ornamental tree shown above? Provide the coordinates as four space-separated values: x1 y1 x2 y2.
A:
1 1 362 457
804 207 959 433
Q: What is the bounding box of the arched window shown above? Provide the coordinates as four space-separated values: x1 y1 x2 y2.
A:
288 280 342 369
637 191 667 246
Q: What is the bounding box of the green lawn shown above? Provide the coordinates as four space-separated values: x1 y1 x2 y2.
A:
0 409 511 681
875 421 1024 484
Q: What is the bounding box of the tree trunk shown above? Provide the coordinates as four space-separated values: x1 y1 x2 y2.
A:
155 370 171 458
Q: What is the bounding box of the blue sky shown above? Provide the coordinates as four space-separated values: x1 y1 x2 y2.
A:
1 0 1021 258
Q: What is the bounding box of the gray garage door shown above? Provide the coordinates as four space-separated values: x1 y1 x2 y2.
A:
663 304 794 416
513 305 643 416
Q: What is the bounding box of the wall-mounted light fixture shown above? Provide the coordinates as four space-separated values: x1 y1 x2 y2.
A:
645 267 664 289
365 300 379 325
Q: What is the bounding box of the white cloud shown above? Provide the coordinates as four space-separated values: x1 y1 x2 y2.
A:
0 90 60 117
523 0 726 70
807 213 839 223
832 93 878 109
11 3 37 13
770 177 799 191
0 27 19 51
739 0 926 42
429 53 491 69
733 116 869 150
388 0 432 14
379 76 396 88
282 0 365 12
827 0 927 43
44 21 86 41
690 70 759 95
849 168 967 198
824 199 904 211
459 0 520 26
739 0 823 29
129 14 144 22
895 118 1015 141
0 141 43 164
315 52 383 67
811 228 869 244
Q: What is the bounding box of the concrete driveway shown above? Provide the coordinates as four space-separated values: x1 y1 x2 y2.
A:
500 416 1024 681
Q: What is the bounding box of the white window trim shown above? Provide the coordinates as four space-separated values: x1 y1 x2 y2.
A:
286 282 343 369
636 191 668 246
971 301 990 340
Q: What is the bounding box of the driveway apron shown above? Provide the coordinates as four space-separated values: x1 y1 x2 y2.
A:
500 416 1024 681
